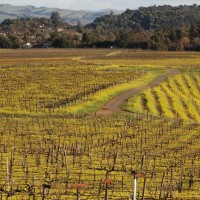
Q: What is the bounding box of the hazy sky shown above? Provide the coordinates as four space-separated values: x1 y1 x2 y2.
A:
0 0 200 10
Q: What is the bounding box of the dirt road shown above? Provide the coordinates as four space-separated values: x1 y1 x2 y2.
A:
91 68 180 116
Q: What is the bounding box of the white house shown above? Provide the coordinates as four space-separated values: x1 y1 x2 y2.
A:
23 43 32 48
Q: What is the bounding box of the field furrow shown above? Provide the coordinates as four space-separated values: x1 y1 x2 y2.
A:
124 72 200 123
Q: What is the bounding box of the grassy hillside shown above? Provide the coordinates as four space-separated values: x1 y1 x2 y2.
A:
0 4 122 25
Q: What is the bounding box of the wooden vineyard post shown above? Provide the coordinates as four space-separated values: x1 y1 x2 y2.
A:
77 187 80 200
70 183 88 200
142 176 147 200
141 155 145 174
42 184 50 200
159 171 166 200
105 182 108 200
104 179 112 200
170 167 174 199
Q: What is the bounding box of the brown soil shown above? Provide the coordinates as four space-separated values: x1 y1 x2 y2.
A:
90 68 180 116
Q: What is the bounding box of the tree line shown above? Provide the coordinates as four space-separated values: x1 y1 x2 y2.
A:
0 5 200 51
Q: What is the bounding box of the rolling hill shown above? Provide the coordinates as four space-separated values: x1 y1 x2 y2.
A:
0 4 122 25
87 5 200 32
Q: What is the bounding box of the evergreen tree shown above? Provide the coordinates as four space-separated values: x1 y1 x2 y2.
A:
50 12 61 27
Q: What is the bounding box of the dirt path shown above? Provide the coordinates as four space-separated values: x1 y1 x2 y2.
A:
91 68 180 116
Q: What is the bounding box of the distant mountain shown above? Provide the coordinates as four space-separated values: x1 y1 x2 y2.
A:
0 4 122 25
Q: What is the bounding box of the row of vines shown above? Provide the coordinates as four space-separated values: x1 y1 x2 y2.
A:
124 71 200 123
0 49 200 199
0 62 146 116
0 115 200 199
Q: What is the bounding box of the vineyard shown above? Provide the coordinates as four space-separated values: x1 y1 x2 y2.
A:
0 49 200 199
124 72 200 123
0 51 161 116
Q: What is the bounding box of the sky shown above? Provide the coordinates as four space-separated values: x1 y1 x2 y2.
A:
0 0 200 10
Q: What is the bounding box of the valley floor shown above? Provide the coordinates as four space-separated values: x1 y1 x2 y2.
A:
0 49 199 199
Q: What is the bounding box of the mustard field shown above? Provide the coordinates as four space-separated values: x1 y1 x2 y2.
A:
0 49 200 200
124 72 200 123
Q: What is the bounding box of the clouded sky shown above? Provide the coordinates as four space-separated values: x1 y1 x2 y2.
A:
0 0 200 10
